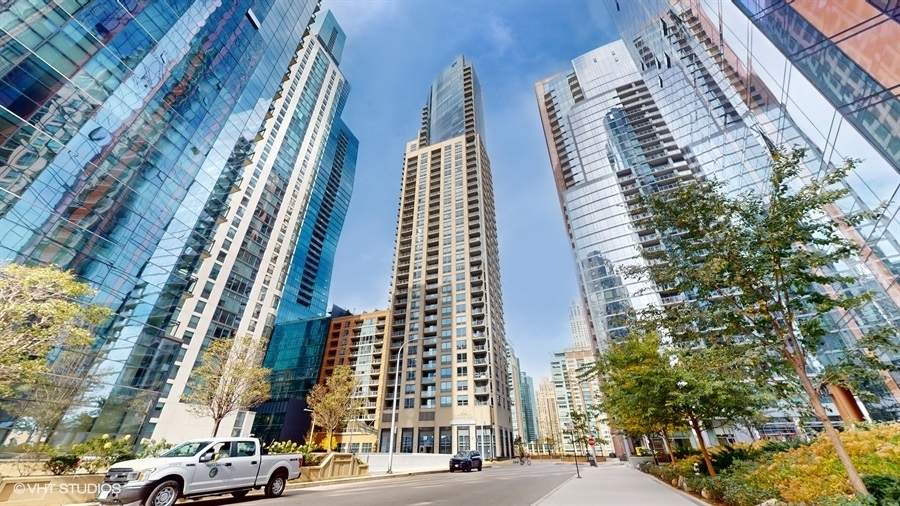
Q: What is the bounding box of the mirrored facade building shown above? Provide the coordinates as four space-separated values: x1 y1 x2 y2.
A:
536 0 900 423
382 56 513 458
151 9 357 440
0 0 341 445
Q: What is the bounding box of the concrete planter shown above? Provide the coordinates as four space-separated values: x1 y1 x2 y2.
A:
298 452 368 483
0 474 104 506
627 456 655 468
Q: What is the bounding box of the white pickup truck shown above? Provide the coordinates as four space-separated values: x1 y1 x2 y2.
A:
96 437 302 506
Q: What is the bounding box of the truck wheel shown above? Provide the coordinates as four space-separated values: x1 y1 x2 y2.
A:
144 480 180 506
232 490 250 498
264 471 287 498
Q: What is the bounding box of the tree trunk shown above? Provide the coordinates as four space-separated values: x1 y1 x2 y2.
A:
795 362 868 495
745 421 757 442
688 413 715 477
211 417 222 437
661 428 676 463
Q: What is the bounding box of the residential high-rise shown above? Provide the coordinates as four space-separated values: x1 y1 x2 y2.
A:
150 10 357 441
535 377 562 452
0 0 320 445
381 56 512 458
312 309 388 453
550 349 612 456
537 0 900 422
569 299 592 349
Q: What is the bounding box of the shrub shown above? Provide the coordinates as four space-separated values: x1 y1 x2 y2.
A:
291 441 322 466
72 434 135 474
746 423 900 504
267 440 303 454
673 446 701 459
136 439 172 459
709 443 762 474
863 474 900 505
45 454 80 475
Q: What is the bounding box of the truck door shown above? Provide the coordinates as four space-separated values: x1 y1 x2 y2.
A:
191 441 234 494
231 440 261 488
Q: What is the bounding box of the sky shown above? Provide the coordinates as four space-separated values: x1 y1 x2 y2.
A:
323 0 618 381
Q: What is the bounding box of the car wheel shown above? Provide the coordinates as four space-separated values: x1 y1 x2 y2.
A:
143 480 180 506
478 463 483 471
264 471 287 498
232 490 250 498
449 467 454 472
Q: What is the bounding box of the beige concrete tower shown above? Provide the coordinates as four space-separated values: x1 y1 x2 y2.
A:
379 55 512 458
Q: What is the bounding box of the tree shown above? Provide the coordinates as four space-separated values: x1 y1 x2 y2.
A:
183 335 271 436
593 330 685 459
594 328 769 475
305 365 361 451
624 146 898 493
0 264 110 399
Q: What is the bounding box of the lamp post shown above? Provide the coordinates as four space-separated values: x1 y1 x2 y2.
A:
386 339 413 474
304 408 317 447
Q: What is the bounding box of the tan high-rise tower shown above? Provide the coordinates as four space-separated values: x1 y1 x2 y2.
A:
379 56 512 458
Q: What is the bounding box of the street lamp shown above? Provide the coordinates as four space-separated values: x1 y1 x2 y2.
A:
304 408 316 446
386 338 414 474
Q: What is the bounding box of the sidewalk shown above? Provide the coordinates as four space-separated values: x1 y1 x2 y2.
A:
533 461 710 506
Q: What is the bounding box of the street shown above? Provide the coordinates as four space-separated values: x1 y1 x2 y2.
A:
187 462 574 506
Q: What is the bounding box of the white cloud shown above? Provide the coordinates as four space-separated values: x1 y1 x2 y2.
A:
485 15 514 56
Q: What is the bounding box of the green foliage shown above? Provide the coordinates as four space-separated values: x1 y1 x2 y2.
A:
0 263 110 402
707 444 763 476
639 424 900 505
183 335 271 436
624 146 898 493
862 475 900 505
306 365 362 449
44 454 80 475
593 328 769 476
673 446 701 459
746 423 900 503
293 441 322 466
136 438 173 458
71 434 135 473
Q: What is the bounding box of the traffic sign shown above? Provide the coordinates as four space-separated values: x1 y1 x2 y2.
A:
588 437 596 446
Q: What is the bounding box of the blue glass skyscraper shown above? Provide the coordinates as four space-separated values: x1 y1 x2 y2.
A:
0 0 321 444
249 12 358 444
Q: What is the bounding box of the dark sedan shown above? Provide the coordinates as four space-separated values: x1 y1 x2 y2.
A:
449 450 483 472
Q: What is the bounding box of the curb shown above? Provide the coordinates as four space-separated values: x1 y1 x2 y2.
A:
286 468 451 489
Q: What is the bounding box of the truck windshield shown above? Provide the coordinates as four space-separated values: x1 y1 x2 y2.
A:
161 441 214 457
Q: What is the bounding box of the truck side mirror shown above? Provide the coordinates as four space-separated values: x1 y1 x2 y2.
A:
199 452 213 463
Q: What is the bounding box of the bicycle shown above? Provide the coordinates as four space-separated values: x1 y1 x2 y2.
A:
518 456 531 466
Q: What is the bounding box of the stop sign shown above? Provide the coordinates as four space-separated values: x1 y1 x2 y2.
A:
588 437 596 446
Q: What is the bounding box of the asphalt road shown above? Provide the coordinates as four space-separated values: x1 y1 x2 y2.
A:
189 461 575 506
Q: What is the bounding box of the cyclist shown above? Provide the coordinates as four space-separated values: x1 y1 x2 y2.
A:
518 449 530 465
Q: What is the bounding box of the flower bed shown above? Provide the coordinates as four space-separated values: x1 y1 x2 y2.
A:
638 423 900 506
